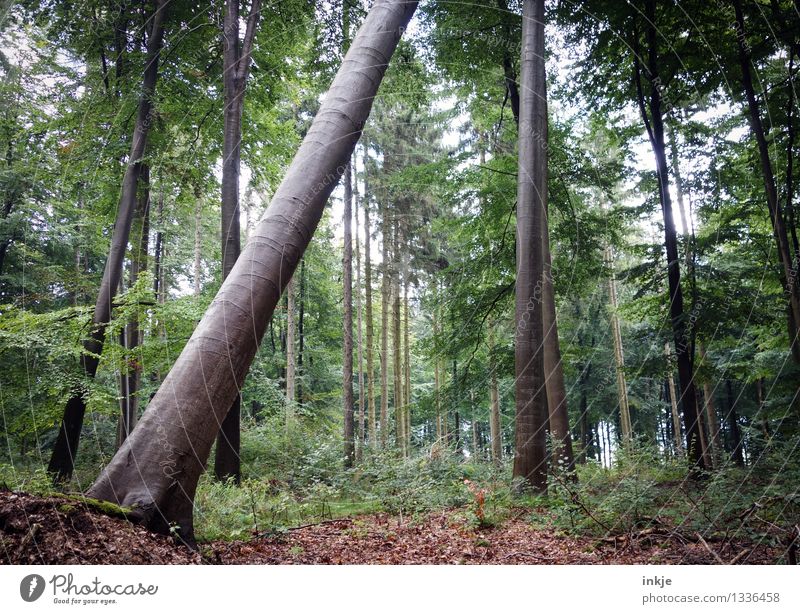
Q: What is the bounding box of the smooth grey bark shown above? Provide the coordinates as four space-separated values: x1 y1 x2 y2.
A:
512 0 548 493
48 1 167 481
214 0 262 484
88 0 417 546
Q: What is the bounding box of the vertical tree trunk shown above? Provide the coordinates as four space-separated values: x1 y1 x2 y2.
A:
733 0 800 362
215 0 263 485
380 198 390 448
606 244 632 444
633 1 705 469
343 159 356 468
88 1 418 545
48 2 167 481
363 153 376 446
488 327 502 465
699 343 720 467
117 164 150 448
434 303 442 440
298 259 305 404
193 194 202 296
664 343 684 456
393 242 404 452
725 380 745 466
286 277 296 417
542 207 575 473
354 167 366 459
403 278 411 453
453 358 460 452
512 0 548 493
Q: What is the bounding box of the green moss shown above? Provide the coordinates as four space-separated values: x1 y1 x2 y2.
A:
57 503 76 515
66 495 132 519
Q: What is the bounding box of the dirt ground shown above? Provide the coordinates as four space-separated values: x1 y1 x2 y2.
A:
0 490 780 565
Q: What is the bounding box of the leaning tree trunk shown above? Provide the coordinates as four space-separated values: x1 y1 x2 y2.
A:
512 0 549 493
88 0 418 546
214 0 262 484
48 2 167 481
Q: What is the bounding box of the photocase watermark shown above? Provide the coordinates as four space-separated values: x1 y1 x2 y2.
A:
20 574 46 602
19 573 158 606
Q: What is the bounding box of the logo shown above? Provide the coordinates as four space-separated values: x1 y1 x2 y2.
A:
20 574 46 602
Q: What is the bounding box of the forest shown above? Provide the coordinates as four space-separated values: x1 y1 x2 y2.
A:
0 0 799 566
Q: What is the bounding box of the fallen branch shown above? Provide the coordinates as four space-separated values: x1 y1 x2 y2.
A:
696 532 725 564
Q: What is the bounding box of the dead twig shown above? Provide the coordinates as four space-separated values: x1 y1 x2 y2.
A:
696 532 725 564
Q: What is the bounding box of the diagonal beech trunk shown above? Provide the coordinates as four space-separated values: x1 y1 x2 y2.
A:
88 0 418 545
47 1 167 482
512 0 549 493
214 0 263 484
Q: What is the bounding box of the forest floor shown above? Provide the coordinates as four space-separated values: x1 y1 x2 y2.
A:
0 490 781 565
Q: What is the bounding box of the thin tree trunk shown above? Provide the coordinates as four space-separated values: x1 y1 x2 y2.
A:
733 0 800 362
542 206 575 473
513 0 548 493
117 164 150 448
88 1 418 545
665 344 684 455
343 159 355 468
363 152 376 446
434 302 442 440
214 0 262 485
403 278 411 453
355 169 366 460
725 380 745 466
633 2 705 469
298 259 305 404
286 277 296 418
606 244 632 443
193 194 202 296
48 2 167 481
699 343 720 467
380 197 390 448
488 326 502 465
393 243 404 452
